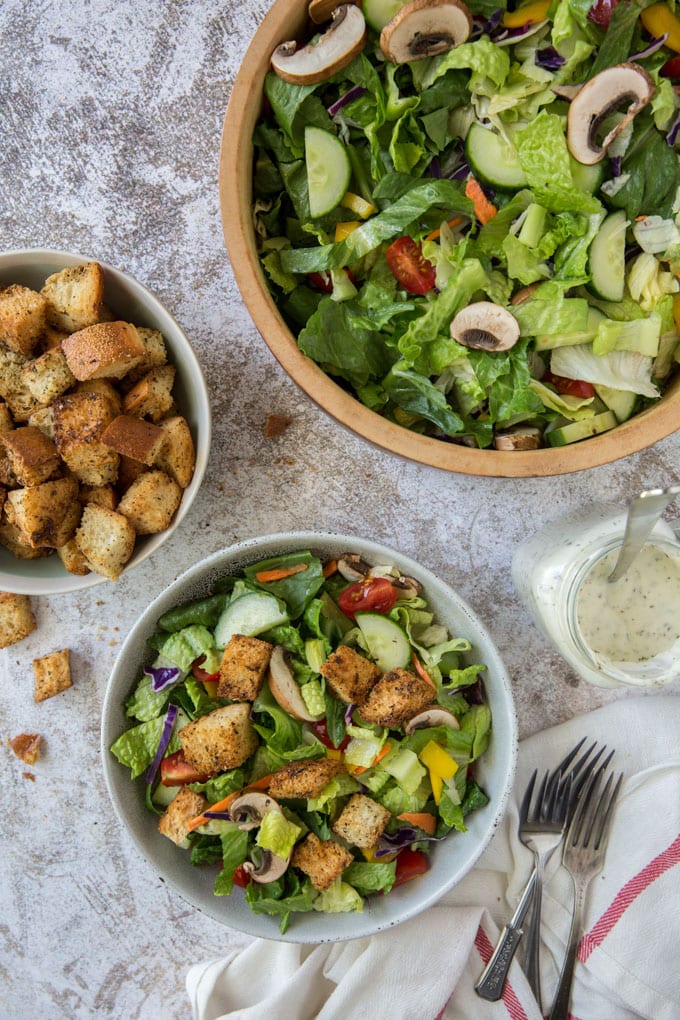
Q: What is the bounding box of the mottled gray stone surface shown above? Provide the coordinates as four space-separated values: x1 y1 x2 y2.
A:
1 2 679 1017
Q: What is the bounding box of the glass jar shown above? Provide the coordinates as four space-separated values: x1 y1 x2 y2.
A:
511 502 680 689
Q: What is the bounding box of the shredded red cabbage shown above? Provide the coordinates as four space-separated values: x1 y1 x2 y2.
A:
145 704 179 785
630 33 669 61
328 85 367 117
667 113 680 147
610 155 623 177
203 810 233 820
144 663 181 692
428 156 443 178
535 46 565 70
344 703 355 726
375 826 446 858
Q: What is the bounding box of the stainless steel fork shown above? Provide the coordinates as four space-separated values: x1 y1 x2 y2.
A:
548 766 624 1020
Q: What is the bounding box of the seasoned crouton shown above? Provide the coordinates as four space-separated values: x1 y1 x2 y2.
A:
1 427 60 486
268 758 348 800
128 326 167 378
0 522 51 559
122 365 176 422
74 503 136 580
27 404 55 438
179 703 258 775
116 454 148 490
52 390 119 486
5 475 80 548
40 261 105 332
292 833 353 891
0 402 13 433
0 592 36 648
116 469 181 534
33 648 72 702
101 414 166 465
319 645 381 704
8 732 43 764
42 323 70 351
56 537 90 576
76 378 122 416
332 793 391 851
20 348 75 406
78 484 117 511
358 668 436 729
217 634 273 701
0 348 26 400
158 786 208 848
0 284 47 356
153 415 195 488
62 321 144 381
63 443 120 487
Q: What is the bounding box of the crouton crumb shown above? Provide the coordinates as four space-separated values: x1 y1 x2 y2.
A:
9 732 43 764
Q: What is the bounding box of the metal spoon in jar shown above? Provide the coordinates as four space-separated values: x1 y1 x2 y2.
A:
607 485 680 583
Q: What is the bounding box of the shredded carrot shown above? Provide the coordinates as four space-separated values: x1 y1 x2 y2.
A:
255 563 308 583
411 651 436 689
425 216 463 242
397 811 437 835
635 215 647 221
323 559 338 578
349 743 392 776
465 176 497 225
185 775 273 832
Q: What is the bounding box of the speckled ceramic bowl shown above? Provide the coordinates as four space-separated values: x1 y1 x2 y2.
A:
102 532 517 943
0 248 210 595
219 0 680 477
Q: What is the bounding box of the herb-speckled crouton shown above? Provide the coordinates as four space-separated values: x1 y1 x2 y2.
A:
75 503 136 580
319 644 381 704
116 469 181 534
56 537 91 576
122 365 175 422
5 475 80 548
41 261 105 332
20 349 75 406
332 793 391 851
268 758 348 800
1 427 60 487
62 321 145 381
52 390 119 486
217 633 273 701
0 522 51 559
0 592 36 648
101 414 167 465
153 415 196 489
158 786 208 848
292 833 353 891
358 668 436 728
179 703 258 775
33 648 72 702
0 284 47 356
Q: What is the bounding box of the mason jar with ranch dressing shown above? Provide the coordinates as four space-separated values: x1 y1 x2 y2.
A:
511 502 680 689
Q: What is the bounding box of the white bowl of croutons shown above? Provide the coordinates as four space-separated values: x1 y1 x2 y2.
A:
0 249 210 594
102 533 516 942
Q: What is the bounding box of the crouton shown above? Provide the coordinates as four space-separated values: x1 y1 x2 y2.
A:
117 454 148 490
0 402 13 433
63 443 120 487
0 523 51 559
319 645 381 704
5 475 80 548
40 261 105 332
76 378 122 416
153 415 195 488
158 786 208 848
179 703 258 775
0 592 36 648
217 634 273 701
42 324 70 351
0 284 47 356
101 414 166 465
8 732 43 765
74 503 136 580
128 326 167 379
78 484 117 511
122 365 175 422
358 668 436 729
62 321 144 381
292 833 353 891
33 648 72 702
56 537 90 576
52 391 119 485
0 348 26 400
116 469 181 534
331 793 391 851
27 405 55 438
1 427 60 486
20 348 75 406
268 758 348 800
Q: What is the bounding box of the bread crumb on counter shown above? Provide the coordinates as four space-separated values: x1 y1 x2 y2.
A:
264 413 292 437
8 732 43 764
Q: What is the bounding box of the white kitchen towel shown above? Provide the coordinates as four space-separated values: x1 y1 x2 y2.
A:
186 695 680 1020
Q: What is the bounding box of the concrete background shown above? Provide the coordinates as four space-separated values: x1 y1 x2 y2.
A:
1 1 679 1017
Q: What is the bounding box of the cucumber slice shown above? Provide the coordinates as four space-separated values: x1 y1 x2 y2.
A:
214 592 289 648
547 410 618 447
305 126 351 218
588 210 628 302
355 612 411 672
465 122 527 190
594 384 637 423
363 0 406 30
569 155 605 195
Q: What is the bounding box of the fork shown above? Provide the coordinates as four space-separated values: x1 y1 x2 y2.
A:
548 766 624 1020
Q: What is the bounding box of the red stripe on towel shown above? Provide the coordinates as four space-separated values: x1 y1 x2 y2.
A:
579 833 680 963
472 925 530 1020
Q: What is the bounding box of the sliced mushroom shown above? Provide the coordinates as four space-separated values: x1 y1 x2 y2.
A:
567 63 655 166
380 0 472 64
493 426 542 451
404 708 460 734
243 850 290 884
451 302 520 352
337 553 371 582
309 0 355 24
269 645 323 722
552 82 584 101
229 791 283 830
270 4 366 85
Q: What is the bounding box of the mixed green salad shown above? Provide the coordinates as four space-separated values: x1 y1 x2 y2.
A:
253 0 680 450
110 549 491 932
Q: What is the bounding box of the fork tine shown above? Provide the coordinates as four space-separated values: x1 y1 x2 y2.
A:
567 767 601 846
592 773 623 851
570 746 614 813
520 769 538 822
535 771 551 821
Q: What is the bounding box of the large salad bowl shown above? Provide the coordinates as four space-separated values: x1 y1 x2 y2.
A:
219 0 680 477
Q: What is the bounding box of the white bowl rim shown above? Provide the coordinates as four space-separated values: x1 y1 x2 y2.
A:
101 531 518 943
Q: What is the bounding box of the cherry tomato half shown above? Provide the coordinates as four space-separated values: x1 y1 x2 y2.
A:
160 750 211 787
543 372 595 399
385 237 436 295
232 864 251 888
338 576 399 619
192 655 220 684
661 54 680 79
311 719 351 751
308 270 356 292
393 848 429 887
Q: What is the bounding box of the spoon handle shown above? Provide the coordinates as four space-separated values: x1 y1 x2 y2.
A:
608 485 680 583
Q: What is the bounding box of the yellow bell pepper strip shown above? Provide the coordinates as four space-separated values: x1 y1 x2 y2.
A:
341 191 377 218
419 740 459 805
335 220 361 242
325 747 343 762
503 0 550 28
641 4 680 53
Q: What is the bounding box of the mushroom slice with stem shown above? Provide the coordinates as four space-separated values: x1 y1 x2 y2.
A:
451 301 520 352
270 4 367 85
493 426 542 451
337 553 372 582
229 791 283 830
269 644 323 722
380 0 472 64
404 708 460 734
309 0 355 24
567 62 655 166
242 849 291 884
